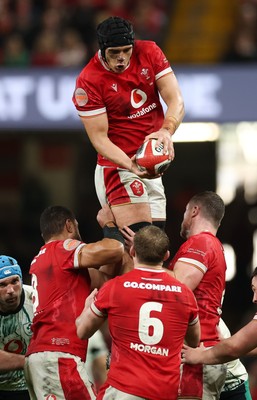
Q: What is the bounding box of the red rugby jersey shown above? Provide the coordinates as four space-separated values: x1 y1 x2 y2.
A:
73 40 173 166
27 239 91 361
92 267 198 400
169 232 226 345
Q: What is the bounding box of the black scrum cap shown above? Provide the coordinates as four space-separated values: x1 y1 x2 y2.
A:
97 16 134 59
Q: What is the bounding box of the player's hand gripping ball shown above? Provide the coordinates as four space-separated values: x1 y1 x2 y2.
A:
135 139 171 176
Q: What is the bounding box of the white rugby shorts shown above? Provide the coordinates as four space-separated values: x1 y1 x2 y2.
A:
24 352 96 400
95 165 166 220
179 360 227 399
98 385 146 400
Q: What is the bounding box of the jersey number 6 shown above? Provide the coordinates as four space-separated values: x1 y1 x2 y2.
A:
138 302 164 345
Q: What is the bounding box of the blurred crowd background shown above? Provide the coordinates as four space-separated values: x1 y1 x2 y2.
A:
0 0 172 67
0 0 257 68
1 0 257 395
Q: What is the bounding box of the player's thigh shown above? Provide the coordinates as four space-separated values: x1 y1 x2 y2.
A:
95 166 165 224
95 166 148 207
24 357 37 400
203 364 227 400
143 176 166 220
25 352 96 400
113 202 152 227
98 384 146 400
95 166 151 226
111 177 166 226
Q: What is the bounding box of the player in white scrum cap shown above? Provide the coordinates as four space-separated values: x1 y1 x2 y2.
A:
0 255 33 400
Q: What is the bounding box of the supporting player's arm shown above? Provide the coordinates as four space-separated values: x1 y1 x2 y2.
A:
79 238 124 268
81 204 126 287
185 318 201 348
0 350 25 371
182 319 257 364
89 259 123 289
173 260 204 291
76 290 105 339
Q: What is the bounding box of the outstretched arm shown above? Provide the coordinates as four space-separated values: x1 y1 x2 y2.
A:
80 238 124 268
182 319 257 365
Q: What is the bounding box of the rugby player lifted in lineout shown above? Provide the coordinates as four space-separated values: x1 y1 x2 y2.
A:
73 16 184 232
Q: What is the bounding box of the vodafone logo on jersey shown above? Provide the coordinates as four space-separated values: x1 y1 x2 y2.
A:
131 89 147 109
129 88 157 120
46 396 57 400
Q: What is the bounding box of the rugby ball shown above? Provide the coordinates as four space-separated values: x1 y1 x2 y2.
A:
135 139 171 176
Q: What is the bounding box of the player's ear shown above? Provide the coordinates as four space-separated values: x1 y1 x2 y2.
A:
129 245 136 258
192 205 200 217
65 219 74 233
163 250 170 262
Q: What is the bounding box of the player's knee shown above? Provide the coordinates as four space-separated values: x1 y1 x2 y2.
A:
128 221 152 233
